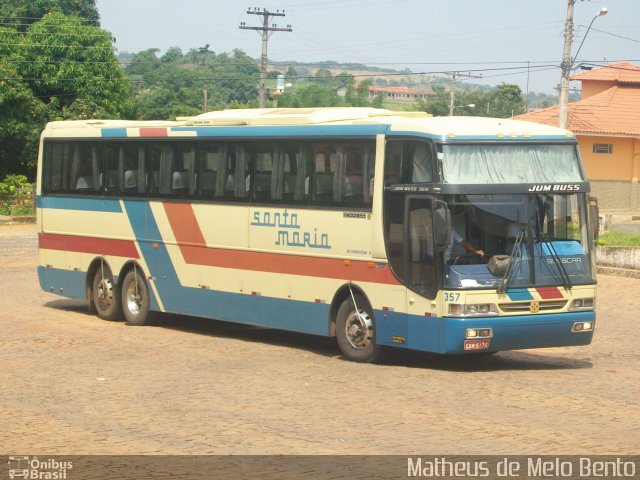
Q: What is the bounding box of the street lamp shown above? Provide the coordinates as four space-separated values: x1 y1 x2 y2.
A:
449 104 476 116
558 5 608 129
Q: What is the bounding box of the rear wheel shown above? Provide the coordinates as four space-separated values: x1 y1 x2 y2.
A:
336 294 382 363
121 269 154 326
92 265 121 321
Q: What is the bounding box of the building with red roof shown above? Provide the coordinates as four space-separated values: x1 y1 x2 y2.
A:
516 62 640 212
368 86 435 104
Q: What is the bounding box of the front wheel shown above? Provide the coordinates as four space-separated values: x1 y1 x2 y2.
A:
336 294 382 363
121 269 154 326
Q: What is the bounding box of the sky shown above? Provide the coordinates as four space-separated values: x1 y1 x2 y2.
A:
95 0 640 95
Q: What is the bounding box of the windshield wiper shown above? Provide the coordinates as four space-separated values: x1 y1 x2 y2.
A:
541 233 572 289
498 230 524 293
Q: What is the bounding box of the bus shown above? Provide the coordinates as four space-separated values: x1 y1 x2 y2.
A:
36 107 597 362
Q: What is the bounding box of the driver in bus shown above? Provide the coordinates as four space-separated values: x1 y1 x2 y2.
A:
445 229 485 264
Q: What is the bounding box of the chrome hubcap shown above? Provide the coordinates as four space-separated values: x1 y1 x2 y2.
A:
345 310 373 350
96 278 114 311
126 281 142 316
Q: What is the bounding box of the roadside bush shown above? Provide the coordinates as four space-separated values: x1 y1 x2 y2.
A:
0 174 34 217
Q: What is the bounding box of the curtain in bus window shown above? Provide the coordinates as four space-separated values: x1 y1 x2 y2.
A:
332 147 347 202
91 146 100 192
294 146 309 201
363 147 373 200
72 144 99 192
344 146 364 202
159 145 173 195
411 143 433 183
441 144 583 184
271 146 285 200
215 144 228 197
234 145 249 198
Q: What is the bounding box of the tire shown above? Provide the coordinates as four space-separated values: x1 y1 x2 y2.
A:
335 293 382 363
92 264 122 321
121 269 154 326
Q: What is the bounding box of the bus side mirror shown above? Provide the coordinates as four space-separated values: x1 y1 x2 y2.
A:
434 201 451 251
589 196 600 242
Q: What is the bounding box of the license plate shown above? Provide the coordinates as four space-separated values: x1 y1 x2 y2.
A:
464 339 491 351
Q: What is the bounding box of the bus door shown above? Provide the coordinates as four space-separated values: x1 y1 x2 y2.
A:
380 194 438 348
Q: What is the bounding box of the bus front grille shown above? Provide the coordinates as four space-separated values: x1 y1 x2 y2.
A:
498 300 568 313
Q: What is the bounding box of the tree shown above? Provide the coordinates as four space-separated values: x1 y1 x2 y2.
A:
0 62 46 178
417 84 451 116
276 84 343 108
487 83 526 118
19 12 133 119
0 0 100 31
345 79 373 107
135 86 201 120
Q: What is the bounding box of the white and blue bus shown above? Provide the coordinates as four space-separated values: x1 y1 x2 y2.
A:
37 108 597 362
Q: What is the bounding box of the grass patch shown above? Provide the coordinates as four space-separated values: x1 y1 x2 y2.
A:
598 230 640 247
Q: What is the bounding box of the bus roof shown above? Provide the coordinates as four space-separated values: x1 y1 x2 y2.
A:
42 107 575 141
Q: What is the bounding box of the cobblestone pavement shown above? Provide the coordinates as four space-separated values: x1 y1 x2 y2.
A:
1 224 638 456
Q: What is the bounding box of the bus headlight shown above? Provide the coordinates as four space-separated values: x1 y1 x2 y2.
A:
448 303 498 317
572 321 594 332
569 298 595 311
466 328 493 339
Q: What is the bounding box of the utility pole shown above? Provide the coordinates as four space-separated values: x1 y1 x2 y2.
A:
446 72 482 116
203 86 208 113
239 8 292 108
558 2 608 129
558 0 575 129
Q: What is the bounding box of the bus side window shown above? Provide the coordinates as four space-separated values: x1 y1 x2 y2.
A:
222 144 250 201
197 142 220 199
147 143 175 196
172 144 195 198
72 143 100 194
293 143 311 203
253 143 274 201
385 140 433 185
43 143 66 193
311 141 373 208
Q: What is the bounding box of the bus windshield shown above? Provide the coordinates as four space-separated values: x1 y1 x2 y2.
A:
439 144 584 184
443 192 595 290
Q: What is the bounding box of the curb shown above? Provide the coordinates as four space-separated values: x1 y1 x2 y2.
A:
0 215 36 225
597 265 640 279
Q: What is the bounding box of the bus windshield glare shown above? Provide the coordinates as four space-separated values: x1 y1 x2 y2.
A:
439 144 584 184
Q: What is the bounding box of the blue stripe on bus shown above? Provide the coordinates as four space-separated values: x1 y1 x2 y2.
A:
38 266 86 300
122 200 330 336
387 130 575 142
173 124 388 138
506 289 534 301
36 260 595 354
101 128 128 138
37 196 122 212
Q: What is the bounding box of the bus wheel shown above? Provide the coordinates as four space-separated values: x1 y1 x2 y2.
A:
92 266 121 321
336 294 382 363
121 269 153 326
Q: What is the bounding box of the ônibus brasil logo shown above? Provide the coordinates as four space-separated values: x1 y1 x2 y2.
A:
8 456 73 479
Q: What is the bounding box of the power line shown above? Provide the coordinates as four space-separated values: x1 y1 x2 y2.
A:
587 26 640 44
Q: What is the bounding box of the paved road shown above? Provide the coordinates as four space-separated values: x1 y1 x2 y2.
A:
1 224 638 456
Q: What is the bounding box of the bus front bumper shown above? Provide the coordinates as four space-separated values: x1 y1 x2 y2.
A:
394 310 596 354
438 311 596 354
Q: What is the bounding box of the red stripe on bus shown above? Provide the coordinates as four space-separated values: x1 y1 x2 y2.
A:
139 127 168 137
163 202 207 246
162 202 400 285
178 244 399 284
535 286 564 299
39 233 139 258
